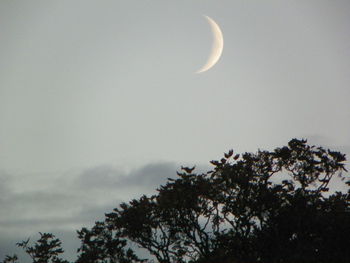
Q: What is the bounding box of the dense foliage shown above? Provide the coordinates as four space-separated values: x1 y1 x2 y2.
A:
3 139 350 263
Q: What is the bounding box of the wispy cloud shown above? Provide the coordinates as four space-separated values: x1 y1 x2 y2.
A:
0 161 180 261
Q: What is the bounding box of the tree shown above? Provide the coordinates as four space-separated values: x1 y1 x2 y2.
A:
3 232 69 263
3 139 350 263
76 221 142 263
105 139 349 263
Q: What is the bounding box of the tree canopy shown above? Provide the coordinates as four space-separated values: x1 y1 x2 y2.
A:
3 139 350 263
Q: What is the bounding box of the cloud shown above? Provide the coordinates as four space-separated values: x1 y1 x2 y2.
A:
0 170 13 197
76 161 178 190
0 161 181 261
119 162 179 188
75 165 124 188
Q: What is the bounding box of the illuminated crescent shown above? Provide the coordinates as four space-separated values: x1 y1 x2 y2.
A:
196 16 224 73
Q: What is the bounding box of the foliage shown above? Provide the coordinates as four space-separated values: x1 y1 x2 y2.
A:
3 139 350 263
76 221 142 263
3 232 69 263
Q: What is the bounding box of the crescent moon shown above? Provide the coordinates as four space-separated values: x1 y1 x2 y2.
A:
196 15 224 74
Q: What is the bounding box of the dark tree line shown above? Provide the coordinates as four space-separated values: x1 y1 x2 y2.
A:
3 139 350 263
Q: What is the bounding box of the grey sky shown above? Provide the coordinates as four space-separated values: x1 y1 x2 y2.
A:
0 0 350 261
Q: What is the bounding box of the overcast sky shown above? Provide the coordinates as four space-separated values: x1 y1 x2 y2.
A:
1 0 350 261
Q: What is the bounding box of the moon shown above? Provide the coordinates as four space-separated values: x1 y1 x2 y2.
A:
196 15 224 74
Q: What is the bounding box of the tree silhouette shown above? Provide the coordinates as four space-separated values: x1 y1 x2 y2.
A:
3 139 350 263
3 232 69 263
76 221 142 263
